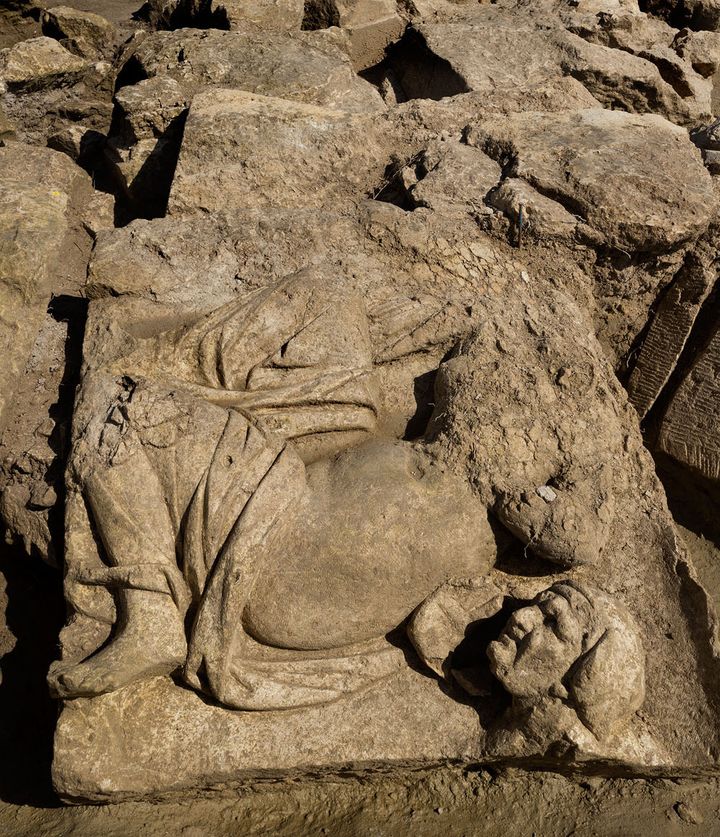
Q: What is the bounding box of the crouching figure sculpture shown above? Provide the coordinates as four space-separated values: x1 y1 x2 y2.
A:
49 270 649 759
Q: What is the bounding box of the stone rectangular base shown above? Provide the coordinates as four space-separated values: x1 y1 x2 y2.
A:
53 667 481 802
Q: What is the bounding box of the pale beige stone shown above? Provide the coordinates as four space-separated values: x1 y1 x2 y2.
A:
488 177 579 242
51 257 720 796
167 90 389 215
466 108 716 253
673 28 720 77
15 0 720 802
388 10 710 126
403 141 502 213
218 0 305 29
304 0 405 70
627 250 716 418
41 5 116 59
657 323 720 481
0 36 87 93
0 144 94 558
122 27 385 113
486 581 654 762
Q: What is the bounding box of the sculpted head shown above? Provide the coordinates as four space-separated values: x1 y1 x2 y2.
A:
487 581 646 738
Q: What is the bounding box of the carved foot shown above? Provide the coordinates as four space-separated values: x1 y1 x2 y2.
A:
49 612 187 699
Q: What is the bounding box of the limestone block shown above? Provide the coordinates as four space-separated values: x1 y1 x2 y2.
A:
121 27 384 113
673 27 720 76
50 255 720 798
0 144 94 557
303 0 405 70
466 108 716 254
167 90 390 214
390 10 710 126
658 324 720 481
41 5 116 59
0 36 87 93
488 177 579 242
108 26 384 213
140 0 305 29
627 251 716 418
0 145 92 427
558 31 712 126
53 666 480 802
403 141 502 212
103 77 189 217
390 21 557 101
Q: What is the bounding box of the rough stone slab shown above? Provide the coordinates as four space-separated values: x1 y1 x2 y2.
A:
627 252 716 418
489 177 579 241
167 90 391 215
405 141 501 212
0 144 92 427
0 102 15 143
53 667 480 802
169 89 615 218
658 323 720 481
0 36 87 93
0 144 94 557
322 0 405 70
123 27 384 113
51 250 720 799
41 5 116 59
392 9 710 126
559 30 712 126
466 107 716 254
198 0 305 30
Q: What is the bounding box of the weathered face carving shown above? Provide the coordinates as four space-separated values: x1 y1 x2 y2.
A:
486 581 646 744
487 591 585 698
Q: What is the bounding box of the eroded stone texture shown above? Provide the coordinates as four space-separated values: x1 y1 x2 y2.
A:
485 582 653 763
466 108 716 254
305 0 406 70
192 0 306 30
51 231 720 797
0 144 95 558
401 141 502 213
0 0 714 806
104 76 189 218
120 27 385 113
106 26 384 216
386 6 712 126
488 178 579 242
40 6 116 59
657 324 720 480
166 90 391 215
627 246 718 418
0 36 88 93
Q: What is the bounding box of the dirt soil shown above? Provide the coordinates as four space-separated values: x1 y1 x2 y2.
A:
4 767 720 836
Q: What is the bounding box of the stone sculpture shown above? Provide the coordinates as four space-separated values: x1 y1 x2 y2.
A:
4 0 720 813
49 271 498 708
485 581 655 762
408 578 656 762
49 266 649 771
